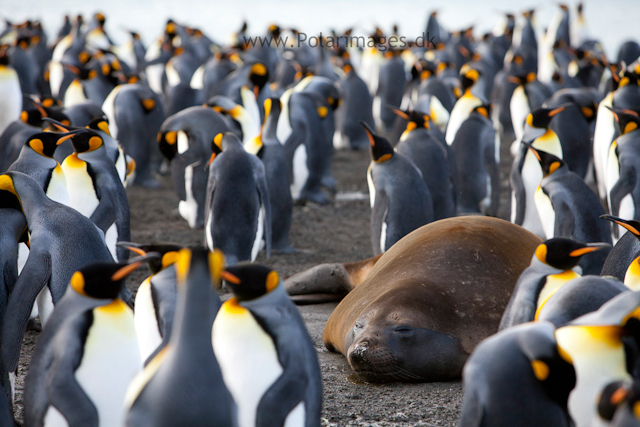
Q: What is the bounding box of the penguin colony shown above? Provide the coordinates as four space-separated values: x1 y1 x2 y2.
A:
0 3 639 426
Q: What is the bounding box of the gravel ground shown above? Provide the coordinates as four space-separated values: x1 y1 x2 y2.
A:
14 140 515 426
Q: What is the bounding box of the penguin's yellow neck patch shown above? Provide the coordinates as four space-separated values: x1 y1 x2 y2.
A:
624 257 640 291
535 270 580 320
64 153 86 168
222 297 248 315
96 299 128 315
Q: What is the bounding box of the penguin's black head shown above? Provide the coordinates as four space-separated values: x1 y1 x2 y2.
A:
62 62 97 81
249 62 269 97
117 241 183 274
600 215 640 240
267 24 281 38
0 174 22 212
616 69 639 89
14 35 30 50
507 72 537 86
472 104 491 120
525 143 566 177
361 121 394 163
20 97 46 126
222 264 280 302
608 107 640 136
94 12 106 27
72 255 160 300
206 133 224 167
460 65 481 92
157 130 179 161
25 130 83 158
411 59 436 82
70 129 104 153
390 107 431 131
535 238 611 270
86 116 112 136
526 106 566 129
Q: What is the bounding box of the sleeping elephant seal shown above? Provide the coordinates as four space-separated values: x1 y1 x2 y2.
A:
285 216 541 383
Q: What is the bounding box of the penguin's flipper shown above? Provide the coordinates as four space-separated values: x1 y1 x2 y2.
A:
609 167 635 218
552 199 575 238
256 373 305 427
88 191 119 236
484 145 500 217
47 311 99 426
257 176 272 259
2 251 51 372
371 189 389 255
499 275 547 329
510 145 528 225
170 156 188 201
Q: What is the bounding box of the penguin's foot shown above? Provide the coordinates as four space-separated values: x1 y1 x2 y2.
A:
27 317 42 332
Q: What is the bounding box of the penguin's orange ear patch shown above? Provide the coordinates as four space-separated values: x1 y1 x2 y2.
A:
142 98 156 111
266 271 279 292
531 360 549 381
549 161 561 174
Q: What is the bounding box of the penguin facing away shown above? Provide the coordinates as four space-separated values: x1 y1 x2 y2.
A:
23 256 156 427
213 263 322 427
499 237 611 331
459 321 575 427
125 248 238 427
205 132 272 265
391 108 455 220
363 122 434 256
246 98 295 253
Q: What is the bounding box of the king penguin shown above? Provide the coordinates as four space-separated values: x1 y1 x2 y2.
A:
554 291 640 427
511 106 566 238
391 108 455 220
157 105 231 228
459 321 575 427
245 98 295 253
61 128 131 262
7 130 77 206
213 263 322 427
600 215 640 281
205 132 272 265
363 122 434 255
125 248 237 427
117 241 182 365
450 104 500 216
500 237 611 330
23 256 156 427
444 66 486 146
605 107 640 242
0 171 116 379
527 145 611 275
333 61 375 150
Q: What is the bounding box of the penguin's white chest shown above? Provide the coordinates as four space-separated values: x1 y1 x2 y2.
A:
556 326 631 427
0 66 22 134
64 80 87 108
277 94 293 144
212 302 284 427
535 270 580 319
510 86 529 142
445 94 481 145
134 279 163 363
366 164 376 208
74 301 141 427
62 157 100 218
46 165 70 206
518 152 544 236
102 85 125 139
251 205 265 261
534 185 555 239
290 144 308 201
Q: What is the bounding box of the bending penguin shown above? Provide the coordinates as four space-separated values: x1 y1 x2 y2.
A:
363 122 434 256
205 133 271 265
213 263 322 427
